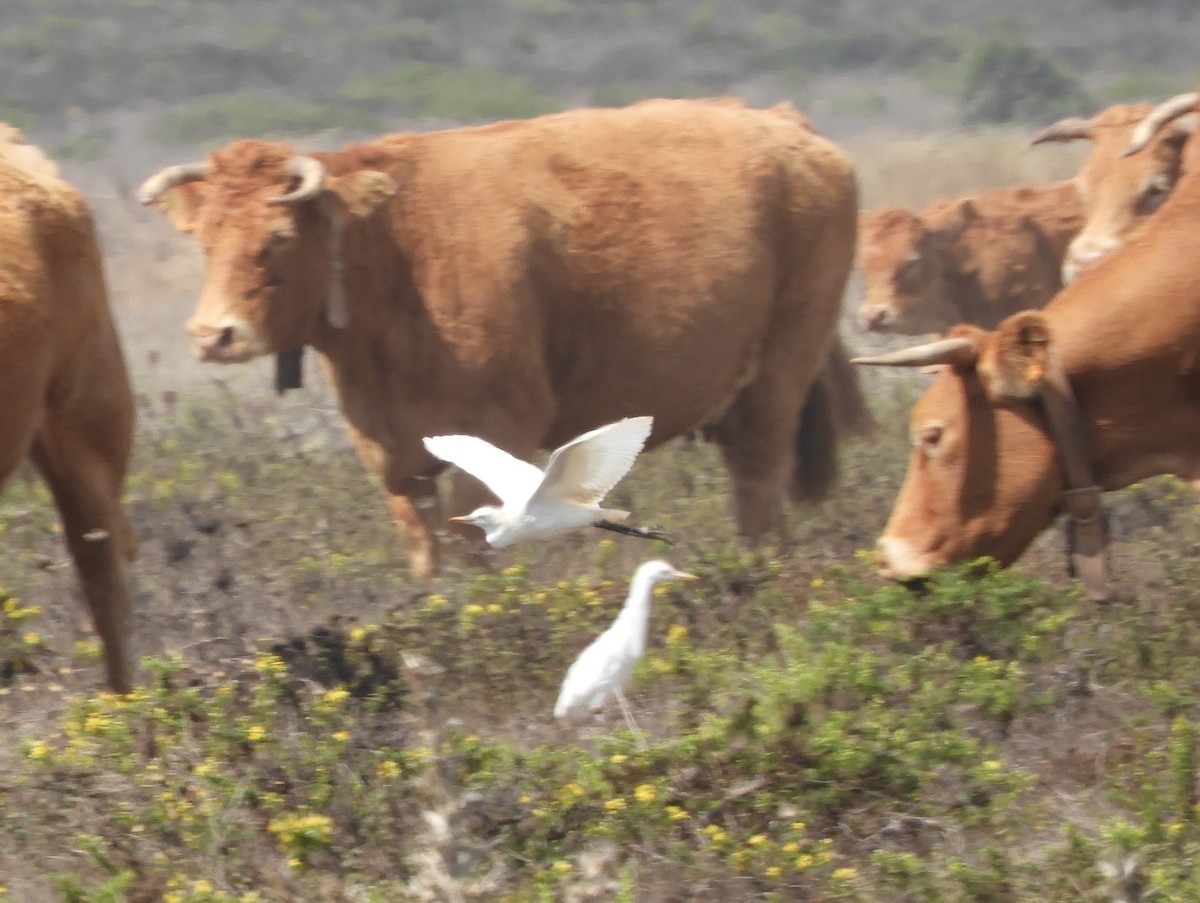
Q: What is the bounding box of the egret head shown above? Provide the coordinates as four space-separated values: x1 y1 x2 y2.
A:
449 506 501 529
447 506 509 545
638 560 699 585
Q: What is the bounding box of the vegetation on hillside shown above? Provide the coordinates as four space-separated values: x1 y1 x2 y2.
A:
3 377 1200 899
0 0 1196 160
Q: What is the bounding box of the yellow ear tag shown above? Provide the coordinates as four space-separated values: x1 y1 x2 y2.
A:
1024 362 1044 384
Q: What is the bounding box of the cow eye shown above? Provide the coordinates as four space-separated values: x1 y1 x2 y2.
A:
1137 175 1173 215
914 424 944 458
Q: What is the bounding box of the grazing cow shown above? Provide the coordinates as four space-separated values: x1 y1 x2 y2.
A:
138 98 861 579
858 181 1083 335
852 89 1200 599
1029 101 1196 282
0 128 137 691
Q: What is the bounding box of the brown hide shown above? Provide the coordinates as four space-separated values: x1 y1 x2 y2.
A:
874 104 1200 581
0 134 136 691
858 180 1083 335
142 98 861 578
1030 102 1194 281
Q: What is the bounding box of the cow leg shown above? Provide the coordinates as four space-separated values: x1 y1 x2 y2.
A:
712 292 846 546
0 381 42 491
710 379 803 545
382 474 442 580
342 426 444 579
30 384 137 694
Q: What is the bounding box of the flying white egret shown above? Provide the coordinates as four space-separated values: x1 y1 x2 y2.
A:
422 416 669 548
554 559 698 734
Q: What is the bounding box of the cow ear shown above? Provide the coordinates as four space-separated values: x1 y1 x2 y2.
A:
317 170 399 224
981 311 1053 399
149 182 208 234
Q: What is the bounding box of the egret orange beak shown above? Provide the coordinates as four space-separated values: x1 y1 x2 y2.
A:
448 515 470 524
676 571 699 581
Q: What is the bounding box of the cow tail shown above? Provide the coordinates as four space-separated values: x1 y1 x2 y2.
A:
791 335 873 503
823 334 874 437
792 373 838 503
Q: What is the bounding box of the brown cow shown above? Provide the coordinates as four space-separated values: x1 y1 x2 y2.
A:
853 89 1200 598
138 98 861 579
857 180 1083 335
1029 101 1196 282
0 128 137 691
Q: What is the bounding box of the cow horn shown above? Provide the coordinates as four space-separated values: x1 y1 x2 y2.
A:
136 162 208 205
851 337 979 369
268 156 327 204
1123 92 1200 157
1027 117 1093 147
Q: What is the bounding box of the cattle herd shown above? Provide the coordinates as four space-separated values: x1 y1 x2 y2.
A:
2 87 1200 692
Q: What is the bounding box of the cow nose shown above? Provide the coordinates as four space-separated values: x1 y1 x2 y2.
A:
861 306 892 332
196 325 234 352
1063 240 1114 282
188 322 238 359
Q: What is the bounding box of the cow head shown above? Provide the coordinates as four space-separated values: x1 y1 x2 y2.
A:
139 141 398 363
854 313 1083 581
1029 102 1196 283
857 207 958 335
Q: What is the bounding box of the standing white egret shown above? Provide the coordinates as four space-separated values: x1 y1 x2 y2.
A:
554 559 698 734
422 416 669 548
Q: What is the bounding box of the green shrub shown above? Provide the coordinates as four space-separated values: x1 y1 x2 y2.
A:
341 62 558 121
830 86 889 117
1098 71 1198 105
152 95 381 144
958 40 1092 125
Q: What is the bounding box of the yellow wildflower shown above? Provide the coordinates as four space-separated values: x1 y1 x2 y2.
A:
666 624 689 646
254 653 286 673
603 797 626 811
25 740 50 760
633 784 657 803
323 687 350 706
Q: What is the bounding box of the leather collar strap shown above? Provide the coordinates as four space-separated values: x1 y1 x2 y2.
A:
1037 349 1110 601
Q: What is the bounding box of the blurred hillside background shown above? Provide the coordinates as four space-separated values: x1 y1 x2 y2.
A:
5 0 1199 392
6 0 1198 179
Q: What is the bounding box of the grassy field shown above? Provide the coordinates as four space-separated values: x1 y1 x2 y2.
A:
3 129 1200 901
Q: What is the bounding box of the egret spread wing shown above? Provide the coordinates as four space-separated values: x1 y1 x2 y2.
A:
423 434 544 504
534 416 653 507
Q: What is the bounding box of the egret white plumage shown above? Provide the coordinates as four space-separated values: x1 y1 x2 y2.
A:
554 559 698 732
423 416 668 548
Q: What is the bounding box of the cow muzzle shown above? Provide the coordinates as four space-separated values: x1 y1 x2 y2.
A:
1062 238 1117 284
860 304 897 332
187 317 265 363
875 535 933 581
